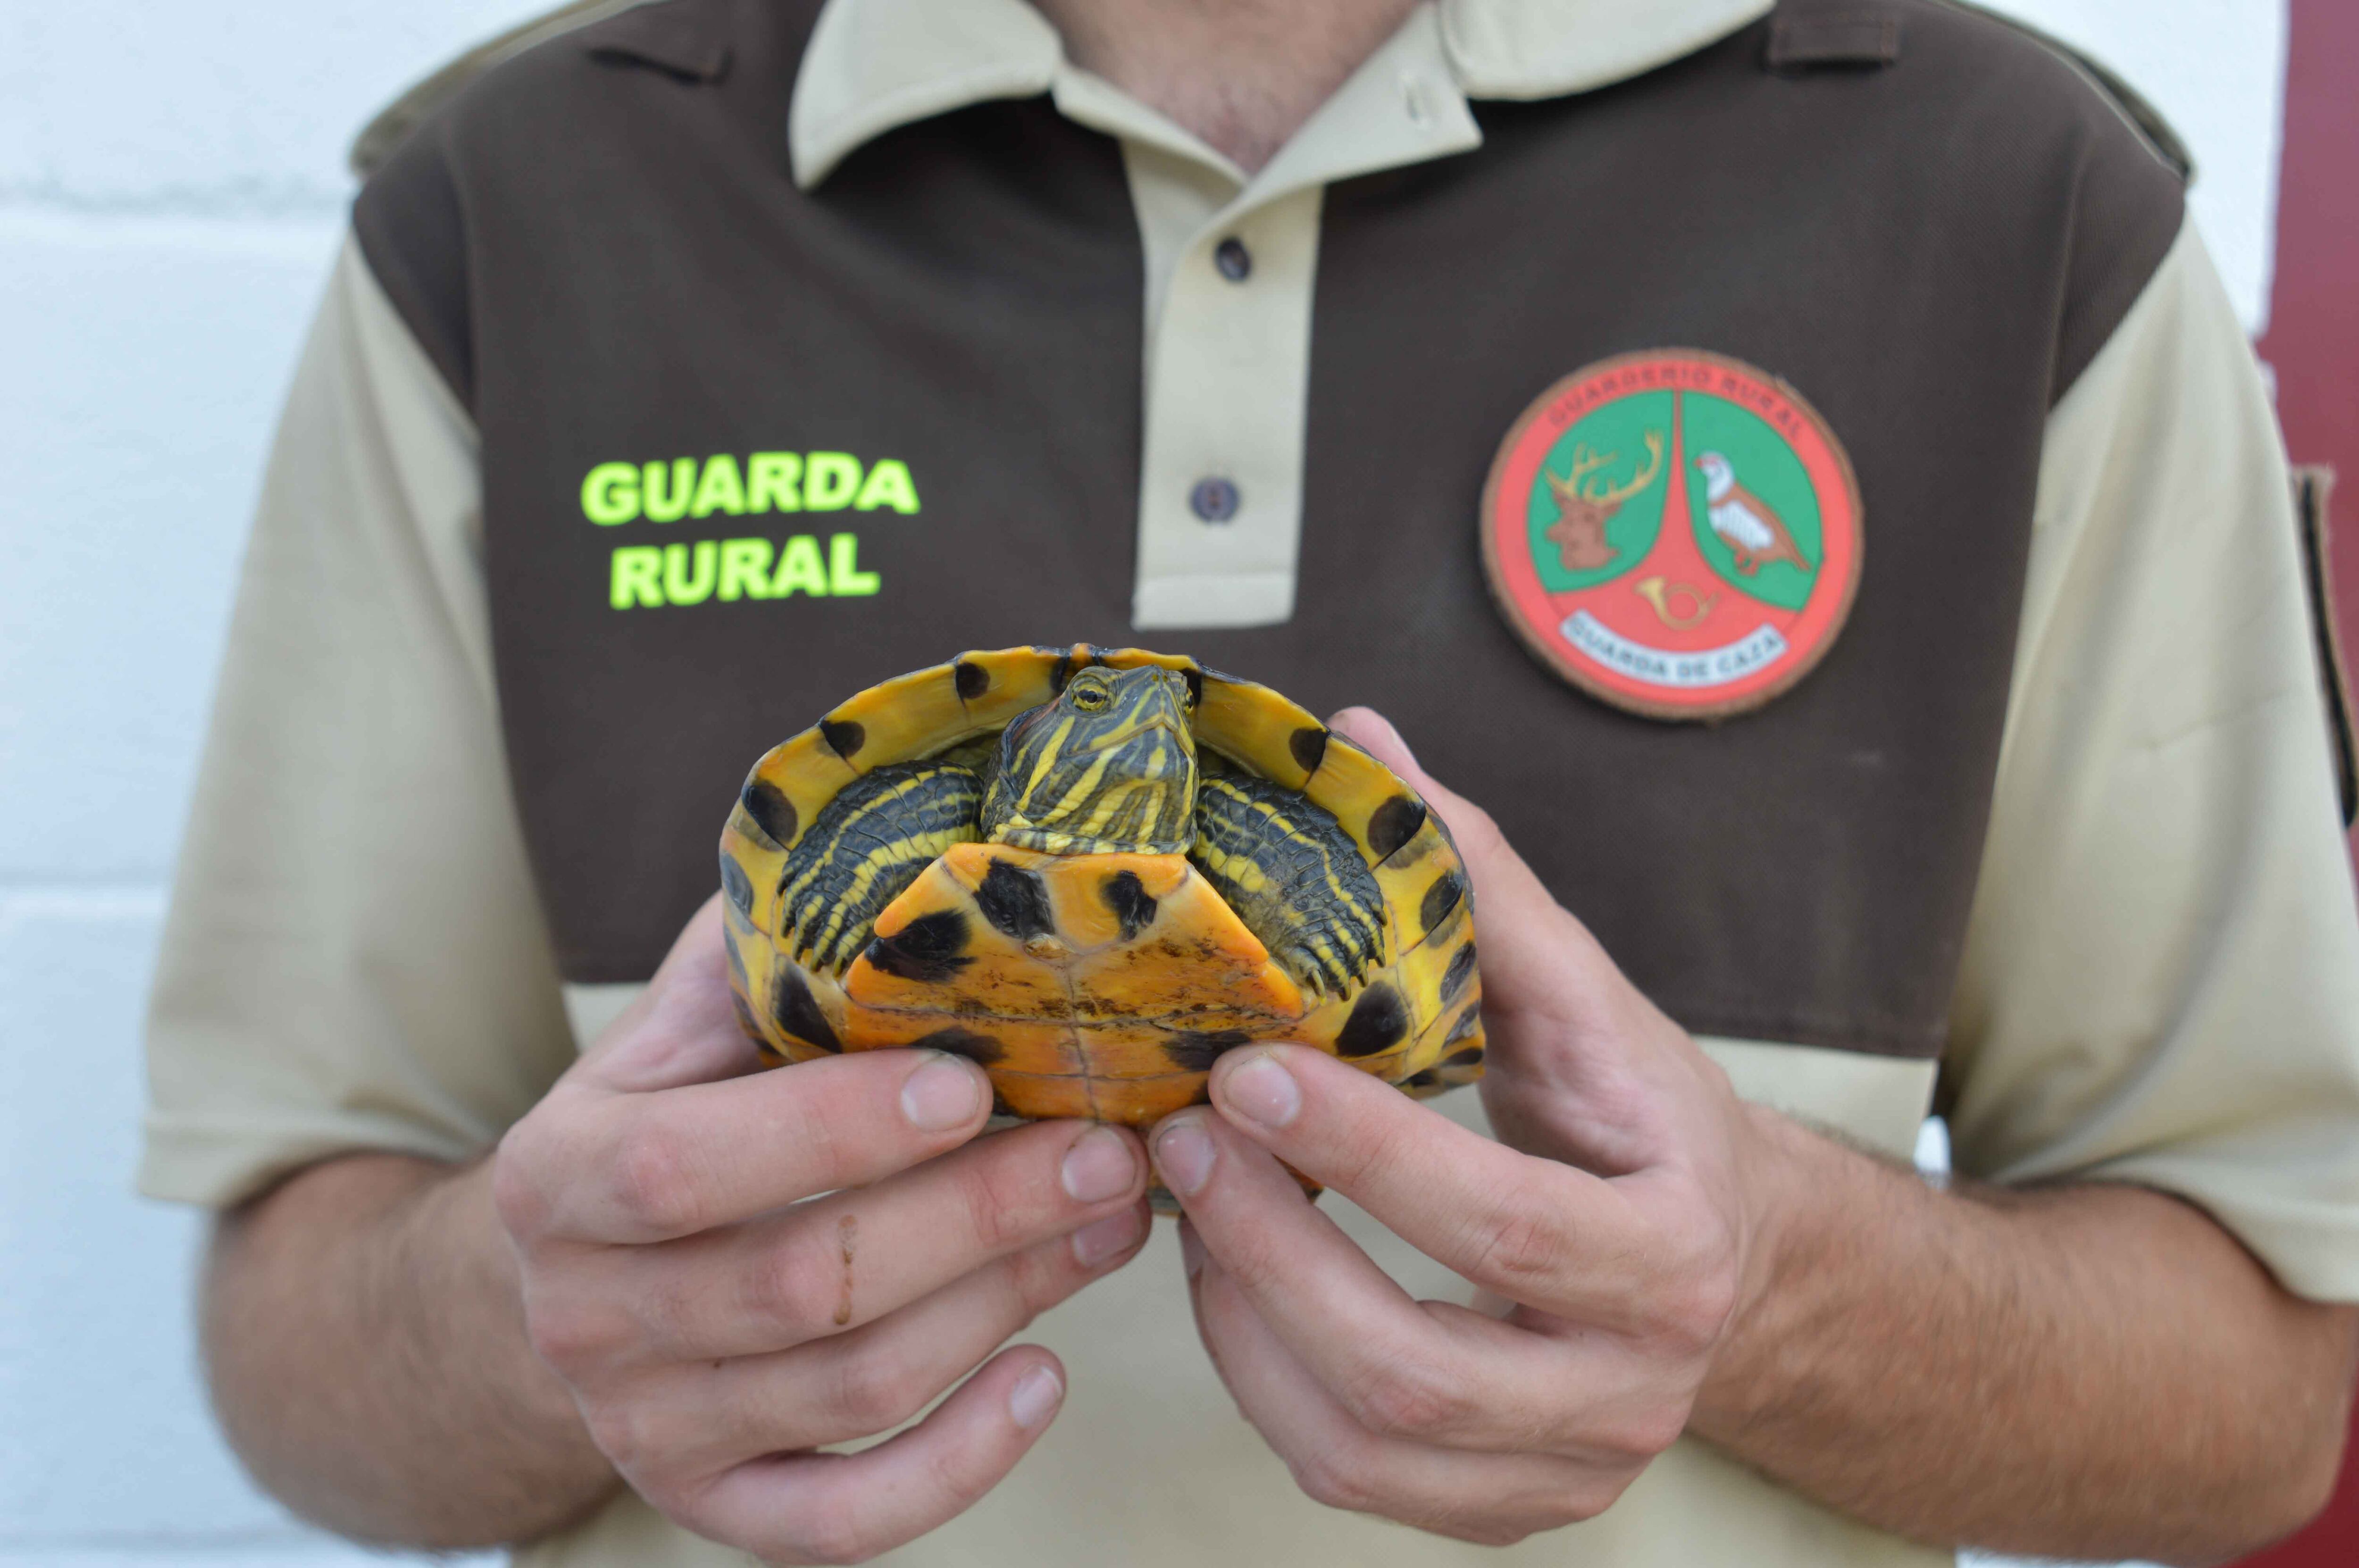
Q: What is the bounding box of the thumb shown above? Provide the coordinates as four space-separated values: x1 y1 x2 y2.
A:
1325 713 1696 1180
1326 707 1612 1023
578 892 762 1093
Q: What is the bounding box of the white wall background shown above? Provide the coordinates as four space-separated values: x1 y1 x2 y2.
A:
0 3 2287 1566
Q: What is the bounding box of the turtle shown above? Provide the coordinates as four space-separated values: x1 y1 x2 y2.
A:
718 645 1486 1162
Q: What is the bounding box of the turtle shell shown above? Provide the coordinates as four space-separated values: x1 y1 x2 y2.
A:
719 646 1485 1128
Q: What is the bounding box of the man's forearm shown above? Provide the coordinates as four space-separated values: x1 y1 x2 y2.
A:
1695 1110 2359 1564
203 1153 618 1547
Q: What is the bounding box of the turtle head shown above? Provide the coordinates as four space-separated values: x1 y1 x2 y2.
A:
982 665 1198 854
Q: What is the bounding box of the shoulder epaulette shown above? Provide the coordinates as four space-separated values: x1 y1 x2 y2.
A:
1765 0 1903 70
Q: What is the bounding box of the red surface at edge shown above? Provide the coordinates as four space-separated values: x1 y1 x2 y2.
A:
2239 1 2359 1562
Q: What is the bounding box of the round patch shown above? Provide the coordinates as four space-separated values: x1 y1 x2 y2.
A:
1480 350 1863 721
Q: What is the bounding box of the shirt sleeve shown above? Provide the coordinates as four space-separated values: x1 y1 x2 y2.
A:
138 234 579 1209
1941 220 2359 1302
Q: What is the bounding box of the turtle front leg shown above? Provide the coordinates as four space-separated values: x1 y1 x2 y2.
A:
1189 774 1386 1000
778 762 985 973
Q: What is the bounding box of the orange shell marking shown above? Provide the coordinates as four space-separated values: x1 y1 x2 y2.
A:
839 845 1299 1123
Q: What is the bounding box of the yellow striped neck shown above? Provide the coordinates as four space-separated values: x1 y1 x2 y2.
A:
982 667 1198 854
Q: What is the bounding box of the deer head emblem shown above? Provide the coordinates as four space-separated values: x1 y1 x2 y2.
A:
1542 431 1665 573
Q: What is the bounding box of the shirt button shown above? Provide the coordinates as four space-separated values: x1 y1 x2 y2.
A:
1190 477 1241 523
1213 237 1252 282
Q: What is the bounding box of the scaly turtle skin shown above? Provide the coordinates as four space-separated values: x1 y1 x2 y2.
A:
719 646 1485 1140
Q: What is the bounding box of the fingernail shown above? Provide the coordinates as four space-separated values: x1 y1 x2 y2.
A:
900 1053 983 1131
1008 1364 1064 1431
1219 1051 1301 1129
1154 1116 1217 1196
1070 1207 1145 1268
1061 1126 1140 1204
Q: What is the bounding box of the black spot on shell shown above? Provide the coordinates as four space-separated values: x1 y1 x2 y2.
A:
730 993 766 1044
1441 1046 1484 1069
723 935 750 990
820 718 865 760
1443 1005 1481 1045
740 780 798 848
1289 726 1329 776
990 1089 1017 1118
1049 653 1076 693
1366 796 1427 860
771 966 842 1052
976 858 1055 941
1439 942 1478 1007
719 853 754 916
1101 869 1159 941
1402 1070 1442 1091
954 660 989 700
912 1026 1005 1067
1163 1028 1253 1073
863 909 973 983
1418 871 1463 934
1336 983 1407 1058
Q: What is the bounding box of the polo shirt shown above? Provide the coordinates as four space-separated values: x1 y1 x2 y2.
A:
141 0 2359 1564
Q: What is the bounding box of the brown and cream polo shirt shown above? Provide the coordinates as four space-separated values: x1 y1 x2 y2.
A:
142 1 2359 1565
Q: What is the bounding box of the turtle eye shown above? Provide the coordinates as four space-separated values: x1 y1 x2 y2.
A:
1070 676 1113 712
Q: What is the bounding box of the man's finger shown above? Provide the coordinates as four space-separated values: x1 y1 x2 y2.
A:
1153 1107 1558 1449
1205 1044 1667 1329
1326 707 1610 1026
606 1119 1147 1360
535 1049 995 1243
679 1345 1068 1566
1188 1247 1607 1545
625 1201 1149 1470
1326 706 1563 928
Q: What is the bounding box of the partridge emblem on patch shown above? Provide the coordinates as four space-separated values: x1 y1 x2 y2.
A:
1481 350 1863 720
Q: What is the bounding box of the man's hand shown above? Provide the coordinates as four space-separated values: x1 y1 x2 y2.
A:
492 898 1151 1564
1153 708 2358 1561
1149 708 1778 1545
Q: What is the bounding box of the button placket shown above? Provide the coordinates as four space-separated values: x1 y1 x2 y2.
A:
1192 232 1251 534
1132 187 1325 630
1116 5 1482 630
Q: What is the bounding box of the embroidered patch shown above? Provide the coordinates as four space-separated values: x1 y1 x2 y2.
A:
1481 350 1863 721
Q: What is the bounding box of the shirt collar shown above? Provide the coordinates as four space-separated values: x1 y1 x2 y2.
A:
788 0 1773 190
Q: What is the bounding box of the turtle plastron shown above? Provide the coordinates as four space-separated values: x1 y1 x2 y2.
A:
843 843 1306 1122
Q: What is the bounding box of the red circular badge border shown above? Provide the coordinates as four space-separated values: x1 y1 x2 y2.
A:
1479 349 1865 722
